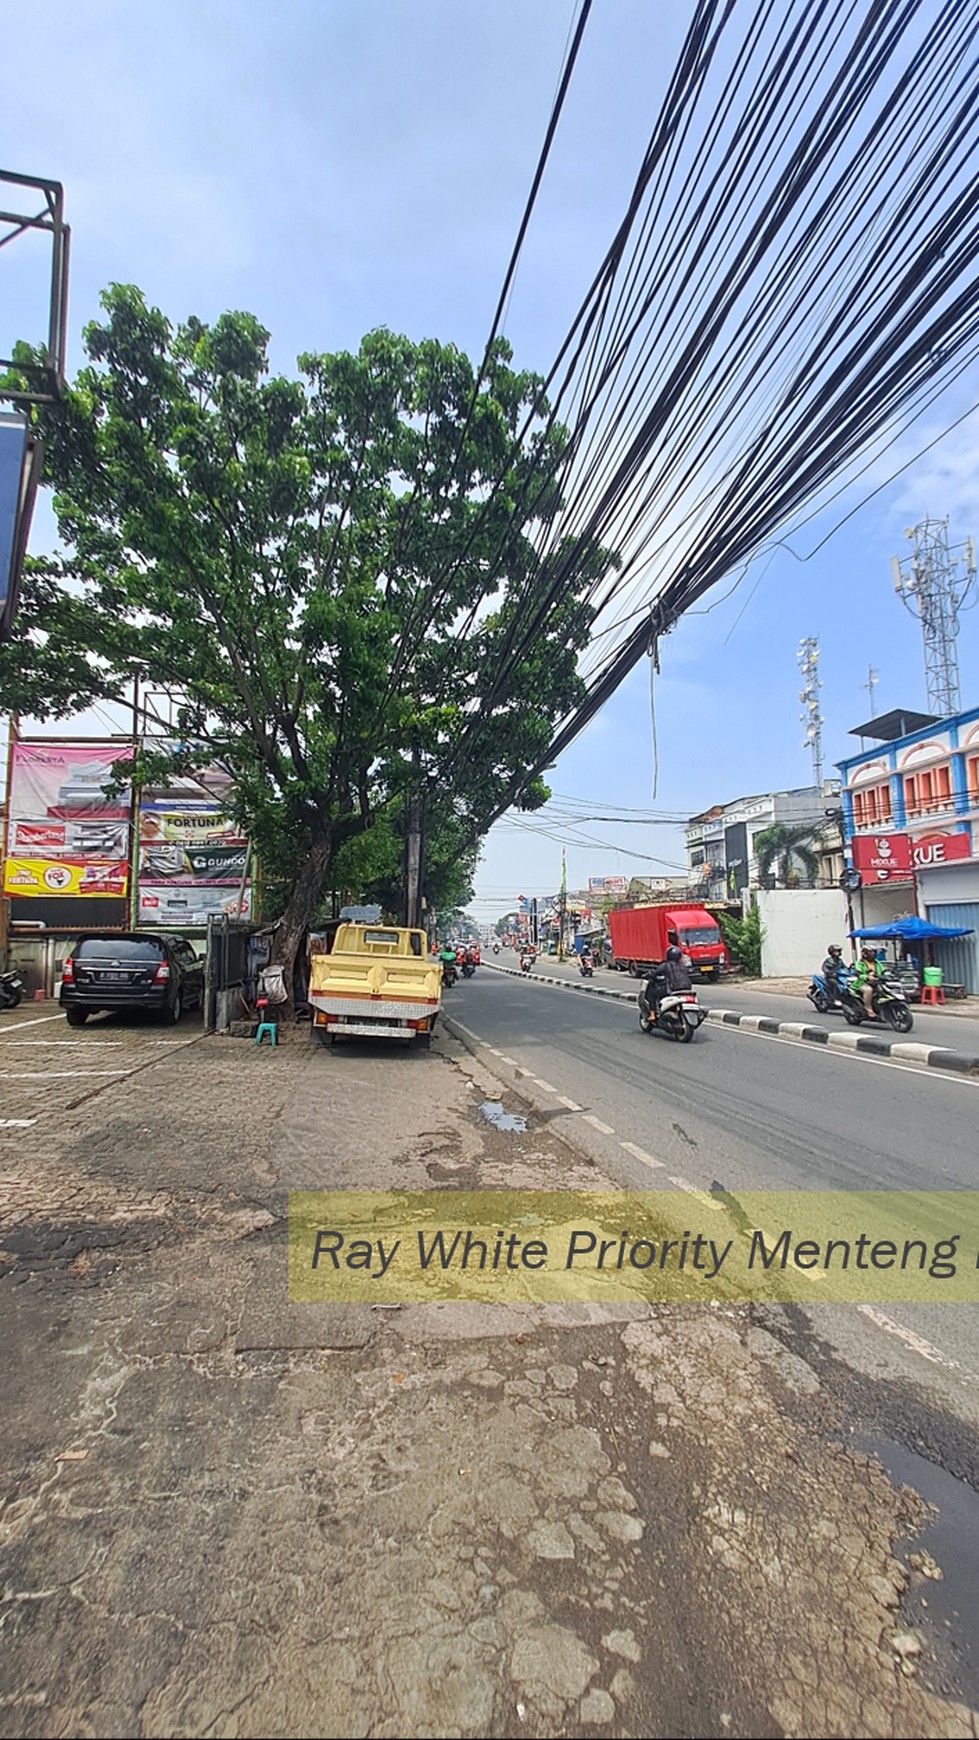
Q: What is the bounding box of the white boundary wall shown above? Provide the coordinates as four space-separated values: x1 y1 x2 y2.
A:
757 887 850 977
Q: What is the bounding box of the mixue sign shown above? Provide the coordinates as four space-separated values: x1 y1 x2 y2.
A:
850 833 913 881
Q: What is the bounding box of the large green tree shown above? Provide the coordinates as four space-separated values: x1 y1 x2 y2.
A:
2 287 610 984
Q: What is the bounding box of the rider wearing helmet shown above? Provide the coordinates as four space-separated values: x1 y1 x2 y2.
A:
822 943 844 1000
645 944 692 1015
852 945 882 1016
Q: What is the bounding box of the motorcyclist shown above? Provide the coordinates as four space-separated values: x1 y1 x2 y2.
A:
519 942 537 972
644 945 692 1016
821 943 845 1002
852 946 882 1017
578 943 593 974
439 942 458 984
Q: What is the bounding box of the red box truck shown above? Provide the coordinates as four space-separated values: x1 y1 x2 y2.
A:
607 904 728 981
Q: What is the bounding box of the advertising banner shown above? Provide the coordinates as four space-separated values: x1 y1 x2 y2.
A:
850 833 913 880
3 857 129 898
139 844 248 884
138 883 252 926
138 802 243 845
136 741 234 804
9 742 133 830
912 832 972 869
588 875 628 895
10 818 129 857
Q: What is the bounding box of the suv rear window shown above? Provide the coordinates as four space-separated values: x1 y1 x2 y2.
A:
74 937 165 960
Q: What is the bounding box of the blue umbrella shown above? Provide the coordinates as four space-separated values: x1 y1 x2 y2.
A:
849 914 973 940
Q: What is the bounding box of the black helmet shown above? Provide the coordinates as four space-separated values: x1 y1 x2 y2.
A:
827 944 842 957
665 945 682 962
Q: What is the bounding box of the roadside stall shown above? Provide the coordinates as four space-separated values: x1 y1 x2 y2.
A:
848 915 975 1002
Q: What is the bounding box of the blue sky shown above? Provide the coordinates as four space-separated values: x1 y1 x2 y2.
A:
4 0 978 919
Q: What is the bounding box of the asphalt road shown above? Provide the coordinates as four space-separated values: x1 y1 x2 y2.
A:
449 968 979 1440
492 955 979 1054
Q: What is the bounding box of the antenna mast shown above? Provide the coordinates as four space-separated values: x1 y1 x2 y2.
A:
891 518 975 715
798 637 824 789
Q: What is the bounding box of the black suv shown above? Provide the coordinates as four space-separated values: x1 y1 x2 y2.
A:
60 933 204 1027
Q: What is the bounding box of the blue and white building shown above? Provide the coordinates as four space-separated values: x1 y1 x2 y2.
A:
838 704 979 991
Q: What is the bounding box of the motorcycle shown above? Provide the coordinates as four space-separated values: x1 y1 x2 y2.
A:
440 959 458 989
492 943 500 955
806 968 850 1014
840 972 913 1033
519 952 536 975
461 959 476 979
637 984 705 1043
578 954 594 978
0 970 23 1010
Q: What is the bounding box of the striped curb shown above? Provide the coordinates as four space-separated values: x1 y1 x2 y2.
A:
480 961 979 1078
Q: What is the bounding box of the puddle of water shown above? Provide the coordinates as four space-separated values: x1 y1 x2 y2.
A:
858 1433 979 1705
478 1100 526 1134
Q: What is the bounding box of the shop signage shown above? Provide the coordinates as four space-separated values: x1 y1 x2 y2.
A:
850 833 912 880
911 832 972 868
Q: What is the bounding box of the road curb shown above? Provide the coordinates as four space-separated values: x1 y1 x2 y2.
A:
481 961 979 1078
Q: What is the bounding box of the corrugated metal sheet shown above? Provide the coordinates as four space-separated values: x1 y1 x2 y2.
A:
924 902 979 994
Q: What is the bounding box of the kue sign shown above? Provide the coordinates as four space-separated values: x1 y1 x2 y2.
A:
850 834 912 880
911 832 972 868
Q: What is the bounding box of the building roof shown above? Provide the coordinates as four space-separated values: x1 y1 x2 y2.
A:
848 706 939 742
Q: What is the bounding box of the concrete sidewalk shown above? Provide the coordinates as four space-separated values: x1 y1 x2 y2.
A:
1 1026 976 1736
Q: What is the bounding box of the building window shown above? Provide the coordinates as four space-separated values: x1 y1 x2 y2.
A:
904 763 952 819
852 782 892 828
967 756 979 807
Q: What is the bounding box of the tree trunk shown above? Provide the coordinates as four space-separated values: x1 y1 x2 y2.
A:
271 835 333 1013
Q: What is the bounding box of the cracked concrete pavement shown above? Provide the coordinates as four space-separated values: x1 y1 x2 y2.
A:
1 1014 977 1737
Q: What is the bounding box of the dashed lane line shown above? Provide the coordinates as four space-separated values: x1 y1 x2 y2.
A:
581 1113 615 1135
557 1095 583 1111
619 1140 665 1170
533 1078 557 1092
667 1176 725 1213
0 1118 37 1128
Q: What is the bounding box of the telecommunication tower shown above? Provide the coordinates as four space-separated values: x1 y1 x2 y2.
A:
798 636 824 789
890 518 975 716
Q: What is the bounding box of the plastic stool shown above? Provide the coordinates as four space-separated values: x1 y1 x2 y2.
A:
254 1021 278 1046
920 984 945 1006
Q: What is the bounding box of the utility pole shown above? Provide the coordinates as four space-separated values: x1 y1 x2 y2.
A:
403 788 425 931
798 637 824 789
891 518 976 716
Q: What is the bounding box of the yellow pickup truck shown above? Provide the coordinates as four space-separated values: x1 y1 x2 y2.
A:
309 923 442 1048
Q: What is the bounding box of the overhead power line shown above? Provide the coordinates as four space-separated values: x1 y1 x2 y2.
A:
400 0 979 836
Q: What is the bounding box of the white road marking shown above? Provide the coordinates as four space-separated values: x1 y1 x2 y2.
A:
0 1070 133 1079
0 1039 126 1047
857 1305 964 1374
716 1018 979 1086
619 1140 665 1170
497 1055 518 1067
667 1176 724 1212
533 1078 557 1093
0 1012 64 1031
556 1095 582 1111
0 1118 37 1128
581 1113 615 1135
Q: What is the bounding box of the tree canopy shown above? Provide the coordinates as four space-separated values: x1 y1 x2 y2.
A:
2 286 612 964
